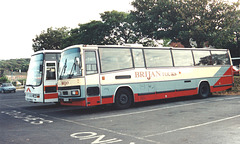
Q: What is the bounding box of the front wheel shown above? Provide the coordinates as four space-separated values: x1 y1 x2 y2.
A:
114 89 133 110
198 82 210 99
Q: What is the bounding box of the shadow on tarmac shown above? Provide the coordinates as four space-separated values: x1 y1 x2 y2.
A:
21 94 230 117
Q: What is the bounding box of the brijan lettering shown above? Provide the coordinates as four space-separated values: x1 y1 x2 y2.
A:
135 71 178 80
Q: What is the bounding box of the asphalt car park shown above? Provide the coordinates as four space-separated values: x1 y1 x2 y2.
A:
1 90 240 144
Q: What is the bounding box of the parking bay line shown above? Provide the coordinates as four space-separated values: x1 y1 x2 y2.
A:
42 96 240 143
144 114 240 138
42 114 161 144
80 96 240 121
3 96 240 144
2 103 160 143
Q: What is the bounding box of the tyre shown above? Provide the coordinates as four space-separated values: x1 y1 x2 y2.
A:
198 82 210 98
114 88 133 109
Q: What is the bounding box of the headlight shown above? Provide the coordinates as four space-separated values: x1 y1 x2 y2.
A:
33 94 40 98
71 90 80 96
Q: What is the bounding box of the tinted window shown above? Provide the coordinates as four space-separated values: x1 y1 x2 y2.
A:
172 50 194 66
211 50 230 65
59 48 81 79
46 63 56 80
99 48 133 72
85 51 98 75
26 53 43 86
2 83 13 87
193 50 212 66
45 54 57 61
132 49 145 67
144 49 173 67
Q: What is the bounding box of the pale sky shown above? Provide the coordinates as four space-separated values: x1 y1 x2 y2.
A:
0 0 238 60
0 0 133 60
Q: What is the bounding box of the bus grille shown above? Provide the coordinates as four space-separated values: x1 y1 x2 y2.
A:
63 91 68 95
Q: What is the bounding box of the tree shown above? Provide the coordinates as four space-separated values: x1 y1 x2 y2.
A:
209 7 240 57
0 59 30 72
100 11 134 44
32 27 70 52
64 11 143 46
63 20 108 46
131 0 240 48
101 10 156 45
0 75 9 83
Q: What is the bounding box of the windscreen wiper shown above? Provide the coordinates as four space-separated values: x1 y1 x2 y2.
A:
26 84 35 89
68 60 76 78
59 59 67 80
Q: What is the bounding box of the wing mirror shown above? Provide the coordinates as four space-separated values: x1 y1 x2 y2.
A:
75 57 81 68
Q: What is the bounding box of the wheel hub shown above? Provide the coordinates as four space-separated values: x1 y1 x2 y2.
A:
119 94 128 104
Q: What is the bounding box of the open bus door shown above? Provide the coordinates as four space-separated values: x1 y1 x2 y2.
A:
44 61 58 102
84 50 101 106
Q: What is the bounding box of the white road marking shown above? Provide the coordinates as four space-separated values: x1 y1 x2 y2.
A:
2 96 240 144
80 96 240 121
2 104 160 143
144 114 240 138
70 132 123 143
80 102 206 121
1 110 53 125
47 115 160 144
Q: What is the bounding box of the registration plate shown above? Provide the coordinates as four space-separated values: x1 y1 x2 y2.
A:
63 98 70 102
26 98 33 102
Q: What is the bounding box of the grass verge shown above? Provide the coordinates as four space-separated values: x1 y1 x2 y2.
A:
214 76 240 95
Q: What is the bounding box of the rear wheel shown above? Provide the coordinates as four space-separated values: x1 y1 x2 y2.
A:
114 88 133 109
198 82 210 98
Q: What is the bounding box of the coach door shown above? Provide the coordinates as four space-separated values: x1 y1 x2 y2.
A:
44 61 58 102
84 50 101 106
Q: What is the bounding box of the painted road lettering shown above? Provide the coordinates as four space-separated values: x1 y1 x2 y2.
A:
71 132 122 144
1 110 53 125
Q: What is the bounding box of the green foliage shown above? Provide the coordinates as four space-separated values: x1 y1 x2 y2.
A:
162 38 171 47
131 0 240 49
63 21 108 47
0 75 9 83
0 59 30 72
63 11 141 46
31 2 240 57
32 27 70 52
100 10 140 45
36 11 145 48
101 10 128 27
208 7 240 57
